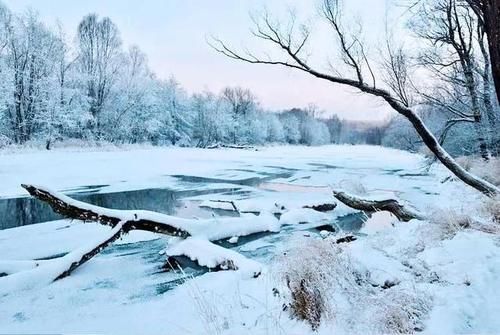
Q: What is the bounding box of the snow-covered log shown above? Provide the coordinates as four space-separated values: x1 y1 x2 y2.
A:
205 143 256 150
332 190 424 222
22 184 280 241
0 223 123 280
7 184 279 288
0 260 42 276
21 184 192 238
0 223 125 296
54 223 125 280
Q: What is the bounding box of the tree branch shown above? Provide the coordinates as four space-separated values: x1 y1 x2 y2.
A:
332 190 425 222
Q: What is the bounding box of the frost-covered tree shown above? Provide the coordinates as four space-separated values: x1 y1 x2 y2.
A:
192 92 231 147
280 113 301 144
265 112 285 143
0 10 61 144
211 0 500 196
76 14 122 136
221 86 257 144
0 2 341 151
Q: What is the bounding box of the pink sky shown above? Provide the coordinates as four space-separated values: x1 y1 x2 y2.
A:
4 0 400 121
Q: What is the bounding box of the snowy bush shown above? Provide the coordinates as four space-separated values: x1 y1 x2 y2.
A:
273 236 432 332
429 208 473 239
273 238 351 329
372 287 431 334
455 156 500 187
482 197 500 224
469 157 500 187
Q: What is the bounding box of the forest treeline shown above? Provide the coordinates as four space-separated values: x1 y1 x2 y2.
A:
0 1 497 157
0 3 381 149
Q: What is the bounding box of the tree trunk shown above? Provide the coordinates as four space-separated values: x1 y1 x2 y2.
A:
468 0 500 105
380 92 499 196
332 190 424 222
486 0 500 105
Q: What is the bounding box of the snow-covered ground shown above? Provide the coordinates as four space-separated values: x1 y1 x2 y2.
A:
0 145 498 334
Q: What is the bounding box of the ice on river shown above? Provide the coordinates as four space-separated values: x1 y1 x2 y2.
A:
0 145 498 334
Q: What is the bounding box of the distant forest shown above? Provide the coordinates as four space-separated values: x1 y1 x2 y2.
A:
0 2 495 157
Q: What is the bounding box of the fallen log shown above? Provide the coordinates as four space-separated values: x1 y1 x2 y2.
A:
22 184 280 242
206 143 256 150
55 222 125 280
8 184 341 289
22 184 192 237
332 190 424 222
3 184 276 287
0 222 126 296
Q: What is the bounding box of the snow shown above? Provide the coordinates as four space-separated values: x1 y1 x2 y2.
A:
359 211 397 235
0 145 427 199
0 222 124 296
279 208 331 225
166 237 262 278
0 144 499 334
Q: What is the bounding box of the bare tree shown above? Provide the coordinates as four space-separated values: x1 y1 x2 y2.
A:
210 0 499 196
465 0 500 105
411 0 490 159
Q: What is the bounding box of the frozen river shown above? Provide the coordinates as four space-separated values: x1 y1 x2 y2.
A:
2 145 480 334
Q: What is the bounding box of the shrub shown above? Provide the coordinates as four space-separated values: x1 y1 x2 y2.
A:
273 237 432 332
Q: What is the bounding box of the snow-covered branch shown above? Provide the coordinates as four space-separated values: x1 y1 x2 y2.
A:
332 190 424 222
1 184 284 293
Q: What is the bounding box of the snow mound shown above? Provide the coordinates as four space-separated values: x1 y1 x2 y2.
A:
166 237 262 279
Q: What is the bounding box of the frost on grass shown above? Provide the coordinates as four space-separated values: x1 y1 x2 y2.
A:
429 208 473 239
273 237 431 333
456 156 500 187
481 196 500 224
430 202 500 237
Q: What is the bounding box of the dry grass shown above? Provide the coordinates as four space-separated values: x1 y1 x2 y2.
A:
273 237 431 332
430 201 500 237
285 276 324 331
274 238 361 330
456 156 500 186
455 156 474 171
429 208 473 239
374 288 431 334
482 197 500 224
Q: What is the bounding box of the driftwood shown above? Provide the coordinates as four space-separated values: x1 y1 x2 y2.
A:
303 203 337 212
335 235 357 244
332 190 424 222
14 184 264 283
22 184 191 237
206 143 255 150
55 223 125 280
201 200 337 215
